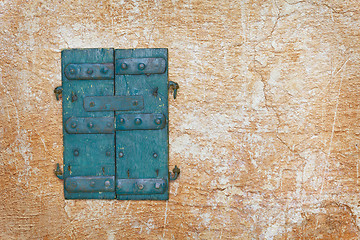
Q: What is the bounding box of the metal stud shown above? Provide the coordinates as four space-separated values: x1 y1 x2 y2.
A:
104 180 111 187
155 118 161 125
135 118 142 125
90 181 95 187
119 118 125 124
88 122 94 128
133 100 138 106
121 63 128 70
100 67 108 74
89 102 95 107
155 183 161 189
138 184 144 190
87 68 93 75
119 151 124 158
138 63 145 70
71 92 78 102
73 149 79 156
153 153 158 158
71 122 77 128
69 68 76 74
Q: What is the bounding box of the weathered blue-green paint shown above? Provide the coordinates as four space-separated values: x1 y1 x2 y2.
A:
115 49 169 200
62 48 115 199
61 48 172 200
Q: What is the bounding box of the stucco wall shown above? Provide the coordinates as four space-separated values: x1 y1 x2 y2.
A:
1 0 360 239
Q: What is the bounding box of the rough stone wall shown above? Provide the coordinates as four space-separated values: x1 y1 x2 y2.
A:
0 0 359 239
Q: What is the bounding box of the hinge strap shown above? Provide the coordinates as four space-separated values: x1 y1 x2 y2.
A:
65 114 166 134
84 96 144 112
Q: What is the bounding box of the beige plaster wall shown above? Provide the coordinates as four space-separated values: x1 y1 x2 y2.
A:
1 0 360 239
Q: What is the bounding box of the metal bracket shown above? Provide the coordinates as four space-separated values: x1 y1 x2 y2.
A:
54 86 63 101
168 81 179 99
54 163 63 180
169 165 180 181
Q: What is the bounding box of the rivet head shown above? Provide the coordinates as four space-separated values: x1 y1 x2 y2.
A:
135 118 142 125
106 151 111 156
153 153 158 158
73 149 79 156
100 67 108 74
71 122 77 128
104 180 111 187
118 152 124 158
121 63 128 70
155 119 161 125
90 181 95 187
88 122 94 128
138 184 144 190
155 183 161 189
138 63 145 70
89 102 95 107
119 118 125 124
69 68 76 74
133 100 138 106
87 68 93 75
71 94 78 102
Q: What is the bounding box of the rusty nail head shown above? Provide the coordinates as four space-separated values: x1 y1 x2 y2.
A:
153 153 158 158
133 100 138 106
119 152 124 158
119 118 125 124
71 122 77 128
155 183 161 189
155 119 161 125
90 181 95 187
69 68 76 74
87 68 93 75
89 102 95 107
138 184 144 190
88 122 94 128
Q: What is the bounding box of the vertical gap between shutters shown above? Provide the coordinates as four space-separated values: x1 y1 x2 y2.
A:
113 49 117 198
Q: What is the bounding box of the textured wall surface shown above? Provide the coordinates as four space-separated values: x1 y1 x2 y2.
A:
1 0 360 239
